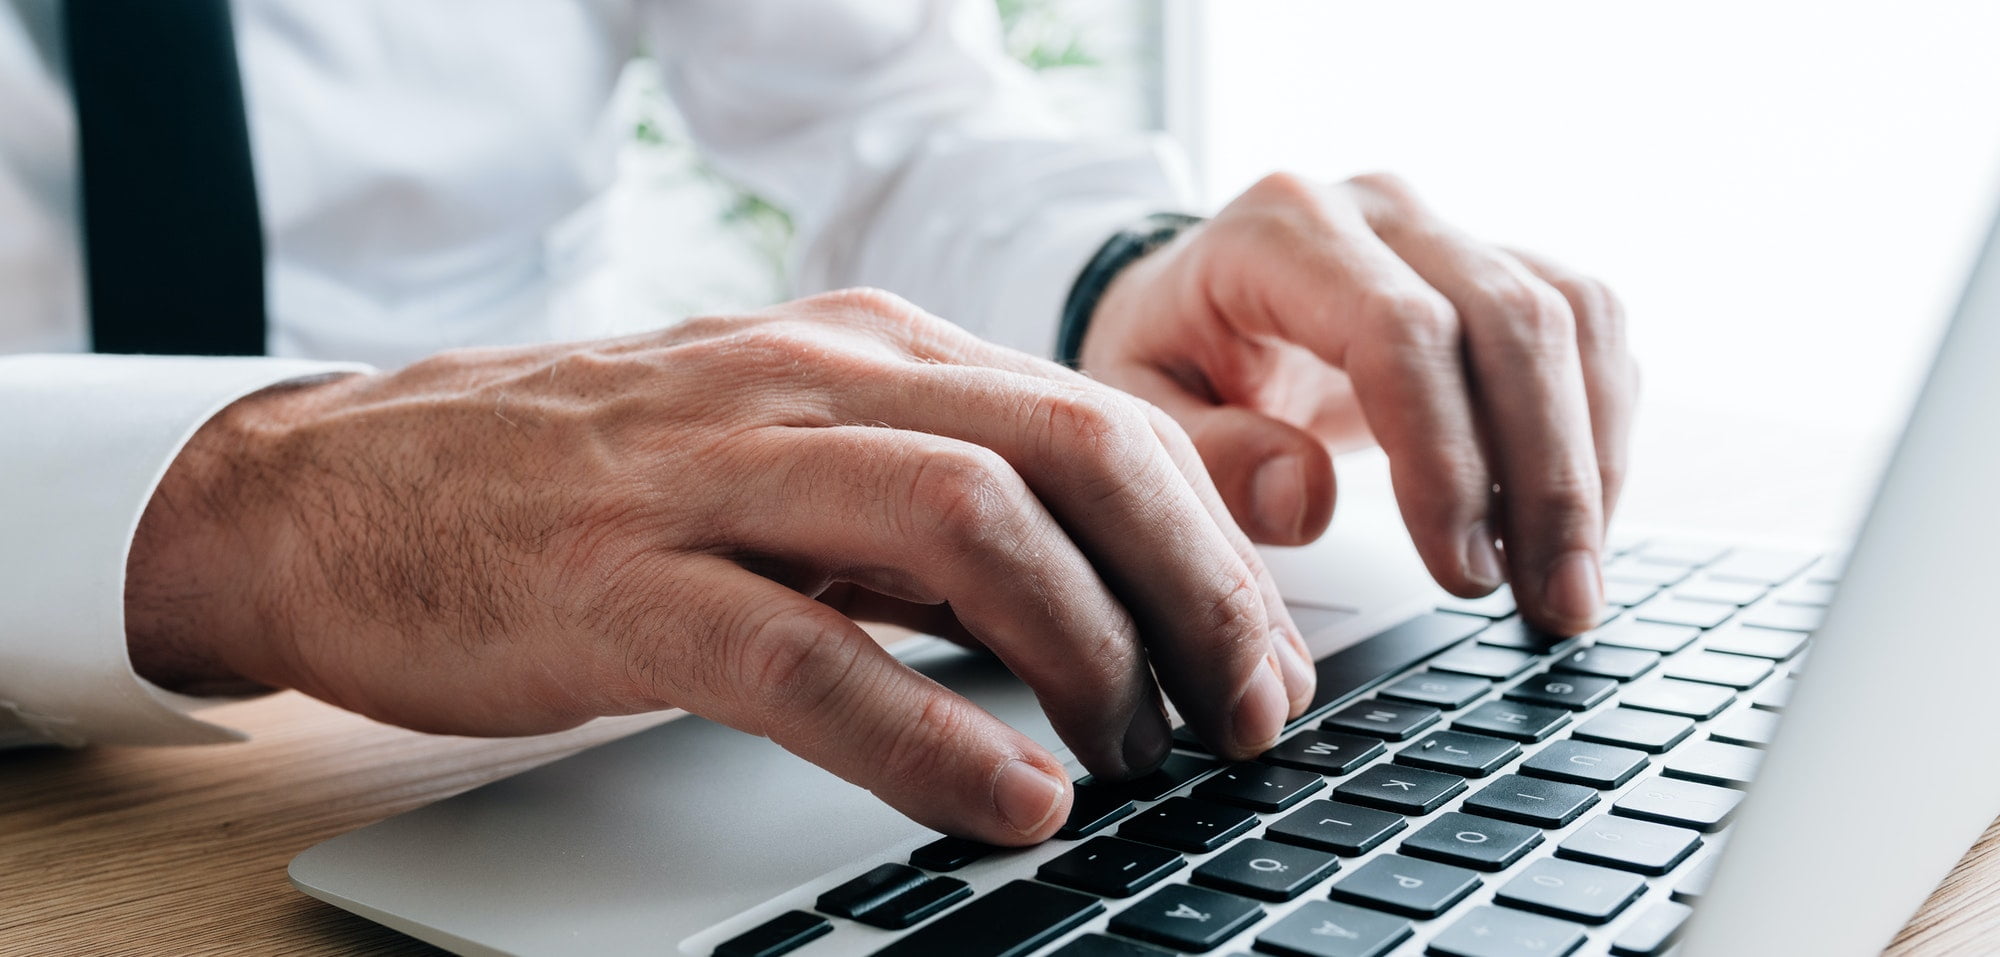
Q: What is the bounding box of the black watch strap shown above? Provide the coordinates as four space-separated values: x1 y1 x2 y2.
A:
1056 212 1205 368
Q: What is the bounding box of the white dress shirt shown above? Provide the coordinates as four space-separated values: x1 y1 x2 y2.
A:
0 0 1193 747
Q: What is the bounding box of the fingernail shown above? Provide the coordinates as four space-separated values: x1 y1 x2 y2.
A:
1251 454 1306 539
1121 706 1172 775
992 759 1065 835
1273 627 1315 712
1231 653 1288 755
1464 521 1506 591
1542 550 1603 628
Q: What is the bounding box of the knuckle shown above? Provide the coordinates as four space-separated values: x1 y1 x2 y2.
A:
1035 389 1154 470
734 605 857 736
1564 276 1627 346
1200 569 1268 650
1362 288 1460 350
903 445 1024 548
1348 170 1421 209
810 287 928 326
1473 277 1575 345
1246 170 1321 206
874 692 970 790
1516 469 1603 520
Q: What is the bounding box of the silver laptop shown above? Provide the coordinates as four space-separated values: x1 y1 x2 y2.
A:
288 201 2000 956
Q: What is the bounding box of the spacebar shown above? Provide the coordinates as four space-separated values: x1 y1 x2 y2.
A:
1292 611 1490 729
872 880 1102 957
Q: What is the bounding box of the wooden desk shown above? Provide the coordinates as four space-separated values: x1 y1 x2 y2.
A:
3 691 1998 955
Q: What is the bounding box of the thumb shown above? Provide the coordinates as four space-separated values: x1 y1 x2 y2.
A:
1176 402 1337 546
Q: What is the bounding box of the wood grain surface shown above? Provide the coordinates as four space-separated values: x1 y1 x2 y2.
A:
3 689 1998 955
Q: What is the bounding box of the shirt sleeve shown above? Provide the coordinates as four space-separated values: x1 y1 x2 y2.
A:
642 0 1198 358
0 354 369 747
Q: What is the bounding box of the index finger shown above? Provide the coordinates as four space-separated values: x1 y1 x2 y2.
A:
1347 180 1606 634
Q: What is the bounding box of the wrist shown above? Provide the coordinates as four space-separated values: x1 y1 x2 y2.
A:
1057 212 1205 368
125 373 358 694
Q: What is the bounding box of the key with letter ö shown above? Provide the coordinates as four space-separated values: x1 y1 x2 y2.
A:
1190 837 1340 902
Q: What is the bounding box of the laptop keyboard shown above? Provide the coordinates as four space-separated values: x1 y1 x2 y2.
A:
713 538 1837 957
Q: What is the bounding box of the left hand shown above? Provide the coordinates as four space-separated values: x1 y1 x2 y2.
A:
1080 172 1637 635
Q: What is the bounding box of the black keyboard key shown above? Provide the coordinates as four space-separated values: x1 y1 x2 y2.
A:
910 835 996 872
1462 775 1599 828
1751 675 1796 711
1172 726 1214 755
1264 730 1386 776
1703 624 1807 661
1520 740 1648 789
1322 700 1442 741
1254 899 1412 957
1707 707 1781 748
1299 612 1492 722
1058 782 1139 839
1557 814 1702 875
1332 764 1467 815
1609 901 1693 956
1108 884 1264 953
1439 589 1518 619
1612 776 1744 832
866 876 972 929
1395 731 1520 778
1049 934 1174 957
1427 905 1588 957
1120 797 1259 853
1589 620 1699 655
1429 644 1537 680
1329 854 1481 918
1378 672 1492 709
1085 752 1224 802
1266 800 1407 856
1551 645 1659 681
715 910 831 957
1505 673 1616 711
1619 678 1734 720
1196 762 1328 812
1661 652 1772 689
1037 836 1184 898
1192 837 1340 902
1661 740 1763 788
1477 618 1585 656
1570 708 1694 754
1632 596 1735 630
816 862 927 921
1400 812 1543 871
874 879 1102 957
1739 603 1824 633
1494 857 1645 924
1453 701 1571 742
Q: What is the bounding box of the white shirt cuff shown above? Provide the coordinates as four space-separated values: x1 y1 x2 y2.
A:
0 355 370 746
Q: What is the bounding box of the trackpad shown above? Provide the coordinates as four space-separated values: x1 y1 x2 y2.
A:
288 638 1059 956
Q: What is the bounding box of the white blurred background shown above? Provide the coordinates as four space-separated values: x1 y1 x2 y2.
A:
1181 1 2000 543
606 1 2000 545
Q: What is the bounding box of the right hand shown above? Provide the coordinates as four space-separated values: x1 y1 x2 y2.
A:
124 289 1315 845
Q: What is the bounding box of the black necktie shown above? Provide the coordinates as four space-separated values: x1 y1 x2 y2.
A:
66 0 267 356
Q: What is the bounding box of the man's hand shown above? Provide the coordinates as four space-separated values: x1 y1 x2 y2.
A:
1082 173 1637 635
123 290 1316 845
